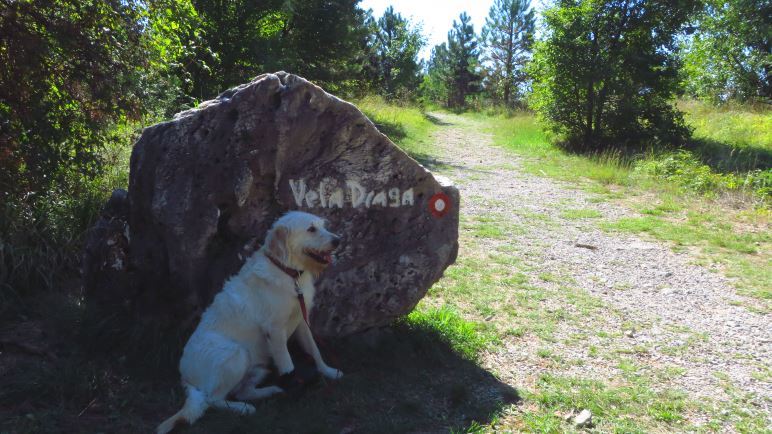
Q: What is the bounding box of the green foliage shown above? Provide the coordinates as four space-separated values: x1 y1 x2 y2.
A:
366 6 425 99
480 0 535 107
0 0 147 199
190 0 372 97
636 151 771 199
0 0 157 298
423 13 482 108
529 0 698 151
681 0 771 102
421 43 453 105
0 0 377 300
142 0 215 116
447 13 483 108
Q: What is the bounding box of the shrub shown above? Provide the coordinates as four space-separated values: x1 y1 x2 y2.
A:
635 150 771 200
529 0 699 151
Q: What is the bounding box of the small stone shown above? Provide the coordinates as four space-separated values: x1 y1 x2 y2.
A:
574 409 592 427
625 329 635 338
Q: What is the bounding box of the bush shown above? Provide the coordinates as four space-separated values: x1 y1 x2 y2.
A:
635 150 771 200
0 124 133 307
529 1 699 151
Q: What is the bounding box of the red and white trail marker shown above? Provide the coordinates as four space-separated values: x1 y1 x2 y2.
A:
429 192 451 218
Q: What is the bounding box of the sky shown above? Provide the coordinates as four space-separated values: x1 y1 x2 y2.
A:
359 0 495 61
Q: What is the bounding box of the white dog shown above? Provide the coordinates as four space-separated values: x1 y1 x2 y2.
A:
157 211 343 434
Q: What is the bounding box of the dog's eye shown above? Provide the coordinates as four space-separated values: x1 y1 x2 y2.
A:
307 226 317 233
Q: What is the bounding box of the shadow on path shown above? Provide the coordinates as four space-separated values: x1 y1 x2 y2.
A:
187 323 520 434
424 112 454 126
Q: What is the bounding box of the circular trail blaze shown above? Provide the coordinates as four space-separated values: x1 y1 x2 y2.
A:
429 192 451 218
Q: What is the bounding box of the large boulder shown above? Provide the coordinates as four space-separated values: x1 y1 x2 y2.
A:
84 72 459 337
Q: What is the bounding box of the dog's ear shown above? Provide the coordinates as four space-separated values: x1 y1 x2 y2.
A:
267 225 289 262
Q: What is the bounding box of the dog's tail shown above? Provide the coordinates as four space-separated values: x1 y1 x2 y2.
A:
157 385 208 434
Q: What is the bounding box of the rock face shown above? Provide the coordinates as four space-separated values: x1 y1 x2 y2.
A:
84 72 459 337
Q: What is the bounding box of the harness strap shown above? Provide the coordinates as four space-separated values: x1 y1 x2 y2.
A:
263 253 311 327
297 293 310 326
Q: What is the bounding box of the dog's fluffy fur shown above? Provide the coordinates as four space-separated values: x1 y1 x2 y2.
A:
157 211 342 434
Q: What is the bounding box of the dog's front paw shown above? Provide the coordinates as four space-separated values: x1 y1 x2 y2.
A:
321 367 343 380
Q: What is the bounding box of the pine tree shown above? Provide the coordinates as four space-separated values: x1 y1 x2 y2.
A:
480 0 535 107
446 12 482 108
421 43 452 104
370 6 425 98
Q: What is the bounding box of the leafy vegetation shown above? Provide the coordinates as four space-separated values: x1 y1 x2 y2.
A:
529 0 698 151
680 0 771 102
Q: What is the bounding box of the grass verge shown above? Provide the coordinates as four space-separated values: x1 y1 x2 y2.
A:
355 95 438 164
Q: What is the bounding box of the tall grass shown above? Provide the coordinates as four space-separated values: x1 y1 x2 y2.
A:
679 99 771 172
0 122 135 316
478 112 635 187
355 95 437 159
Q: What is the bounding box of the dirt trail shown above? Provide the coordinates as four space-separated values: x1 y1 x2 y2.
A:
425 112 770 425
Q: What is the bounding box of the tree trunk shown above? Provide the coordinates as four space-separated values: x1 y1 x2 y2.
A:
504 15 514 107
584 81 595 148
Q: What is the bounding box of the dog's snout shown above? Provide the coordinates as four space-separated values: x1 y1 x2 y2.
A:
331 236 341 248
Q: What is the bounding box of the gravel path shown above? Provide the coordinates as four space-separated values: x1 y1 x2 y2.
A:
426 112 771 428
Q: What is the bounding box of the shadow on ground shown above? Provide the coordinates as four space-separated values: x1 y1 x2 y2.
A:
185 323 519 434
424 113 453 126
686 138 772 173
0 304 518 434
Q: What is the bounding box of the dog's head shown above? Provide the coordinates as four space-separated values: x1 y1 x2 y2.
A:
264 211 341 276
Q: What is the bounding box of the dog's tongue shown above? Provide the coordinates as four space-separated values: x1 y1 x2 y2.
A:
324 252 333 264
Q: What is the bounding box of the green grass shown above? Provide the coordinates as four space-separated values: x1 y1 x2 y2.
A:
356 95 438 163
679 99 772 172
559 208 603 219
601 213 771 302
479 103 771 202
524 373 689 432
1 121 136 315
406 305 499 362
476 112 635 189
424 215 705 432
